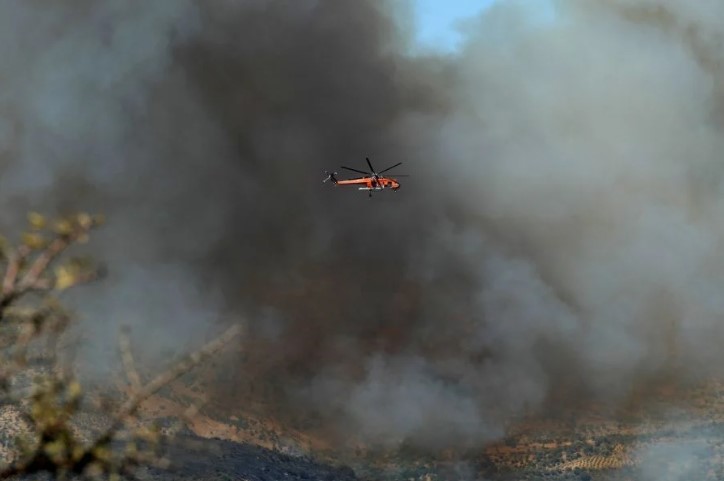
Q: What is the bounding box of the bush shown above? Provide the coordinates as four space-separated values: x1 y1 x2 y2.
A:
0 212 240 480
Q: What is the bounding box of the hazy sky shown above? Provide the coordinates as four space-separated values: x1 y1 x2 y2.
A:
410 0 558 53
411 0 496 52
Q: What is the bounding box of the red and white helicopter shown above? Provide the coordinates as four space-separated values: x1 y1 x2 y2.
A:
323 157 408 198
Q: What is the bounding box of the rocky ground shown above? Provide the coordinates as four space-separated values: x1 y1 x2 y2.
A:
2 372 723 480
137 376 724 481
0 404 361 481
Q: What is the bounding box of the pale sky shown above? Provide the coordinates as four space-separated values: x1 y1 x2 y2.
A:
411 0 497 53
410 0 558 53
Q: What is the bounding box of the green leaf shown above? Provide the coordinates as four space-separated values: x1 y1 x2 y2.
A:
27 212 46 230
53 219 73 236
22 232 47 250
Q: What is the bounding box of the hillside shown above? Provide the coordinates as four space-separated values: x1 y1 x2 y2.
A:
128 366 724 480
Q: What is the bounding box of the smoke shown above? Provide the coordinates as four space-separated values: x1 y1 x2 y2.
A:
634 427 716 481
443 0 724 394
1 0 724 454
636 441 706 481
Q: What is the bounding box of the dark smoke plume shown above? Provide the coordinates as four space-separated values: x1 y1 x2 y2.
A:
2 0 724 452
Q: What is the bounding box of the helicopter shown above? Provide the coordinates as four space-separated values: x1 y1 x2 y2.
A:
322 157 408 198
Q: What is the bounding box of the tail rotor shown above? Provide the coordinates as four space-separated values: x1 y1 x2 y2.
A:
322 171 338 184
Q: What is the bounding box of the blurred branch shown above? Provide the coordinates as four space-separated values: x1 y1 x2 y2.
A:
1 246 29 298
0 213 105 320
119 326 142 393
0 324 241 480
115 324 240 425
17 236 72 292
0 211 242 480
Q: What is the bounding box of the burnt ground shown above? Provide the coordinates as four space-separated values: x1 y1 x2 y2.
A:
135 436 359 481
130 374 724 481
5 372 724 480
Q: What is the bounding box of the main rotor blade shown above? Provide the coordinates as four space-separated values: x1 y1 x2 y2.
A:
366 157 376 174
378 162 402 174
341 166 371 175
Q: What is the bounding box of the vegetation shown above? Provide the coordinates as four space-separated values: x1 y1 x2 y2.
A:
0 212 240 480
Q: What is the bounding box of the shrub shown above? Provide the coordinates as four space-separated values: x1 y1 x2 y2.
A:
0 212 240 480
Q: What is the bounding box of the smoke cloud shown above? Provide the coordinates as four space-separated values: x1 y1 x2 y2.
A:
1 0 724 453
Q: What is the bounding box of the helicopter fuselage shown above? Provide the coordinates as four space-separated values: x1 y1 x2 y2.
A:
336 177 400 191
322 157 405 197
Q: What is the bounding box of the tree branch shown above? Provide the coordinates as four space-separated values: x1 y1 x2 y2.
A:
17 237 71 292
119 326 142 392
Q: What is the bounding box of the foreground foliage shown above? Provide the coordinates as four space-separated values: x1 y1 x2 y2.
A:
0 212 240 480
